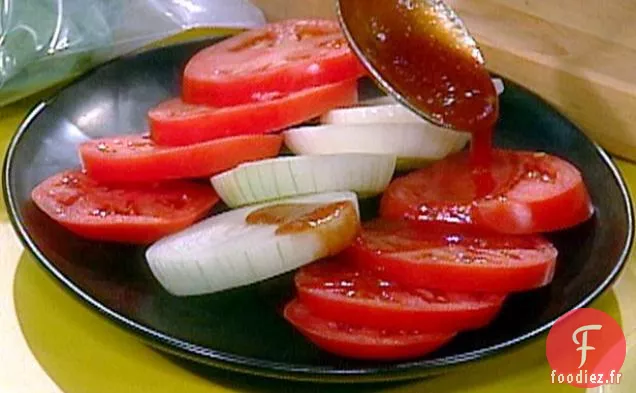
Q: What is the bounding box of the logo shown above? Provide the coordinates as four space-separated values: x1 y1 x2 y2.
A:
546 308 626 388
572 324 602 368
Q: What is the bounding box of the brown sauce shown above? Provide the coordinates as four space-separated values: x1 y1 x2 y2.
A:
246 201 360 255
340 0 498 166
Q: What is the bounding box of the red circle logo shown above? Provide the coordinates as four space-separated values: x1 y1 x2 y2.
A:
546 308 626 388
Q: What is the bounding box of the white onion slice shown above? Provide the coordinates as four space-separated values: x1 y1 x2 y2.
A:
146 192 360 296
211 154 396 207
321 104 422 125
357 77 504 107
284 123 469 170
492 78 505 95
359 95 399 107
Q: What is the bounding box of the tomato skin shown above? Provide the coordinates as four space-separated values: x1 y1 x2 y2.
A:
31 170 219 244
150 80 358 146
182 19 366 107
284 300 456 360
79 134 283 183
295 258 505 332
343 220 558 293
380 149 593 234
474 152 594 234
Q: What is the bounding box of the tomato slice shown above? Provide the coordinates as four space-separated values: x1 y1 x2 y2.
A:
380 149 594 234
295 258 505 332
150 80 358 146
284 299 456 360
31 170 219 244
343 220 558 293
182 19 366 107
79 134 282 183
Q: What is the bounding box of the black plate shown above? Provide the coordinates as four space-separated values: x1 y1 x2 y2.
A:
3 39 634 382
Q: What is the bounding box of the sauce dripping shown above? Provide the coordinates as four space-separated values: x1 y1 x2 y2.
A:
245 201 360 255
339 0 498 167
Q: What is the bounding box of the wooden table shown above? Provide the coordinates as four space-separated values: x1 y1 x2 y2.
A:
2 8 636 392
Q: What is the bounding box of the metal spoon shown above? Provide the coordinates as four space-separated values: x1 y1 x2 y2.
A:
336 0 498 132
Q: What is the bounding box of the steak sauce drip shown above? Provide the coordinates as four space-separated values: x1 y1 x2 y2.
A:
341 0 498 170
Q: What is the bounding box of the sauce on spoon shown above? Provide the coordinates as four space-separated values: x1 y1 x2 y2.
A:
338 0 498 167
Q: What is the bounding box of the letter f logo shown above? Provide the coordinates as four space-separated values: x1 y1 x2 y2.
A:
572 324 602 368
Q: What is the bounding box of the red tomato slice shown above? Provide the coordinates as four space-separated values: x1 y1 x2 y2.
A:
380 149 594 234
183 19 366 107
343 220 558 293
79 134 282 183
295 258 505 332
31 170 218 244
150 80 358 146
284 299 456 360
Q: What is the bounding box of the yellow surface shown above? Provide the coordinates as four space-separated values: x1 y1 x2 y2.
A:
2 32 636 393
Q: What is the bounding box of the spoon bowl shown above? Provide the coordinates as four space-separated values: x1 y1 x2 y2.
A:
336 0 497 132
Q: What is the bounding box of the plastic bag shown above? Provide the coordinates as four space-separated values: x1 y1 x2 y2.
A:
0 0 266 107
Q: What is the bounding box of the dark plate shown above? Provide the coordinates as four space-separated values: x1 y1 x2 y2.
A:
3 38 634 383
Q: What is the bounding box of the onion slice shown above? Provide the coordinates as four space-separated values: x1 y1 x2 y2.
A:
284 123 469 170
211 154 396 208
320 104 422 125
146 192 360 296
358 77 504 107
